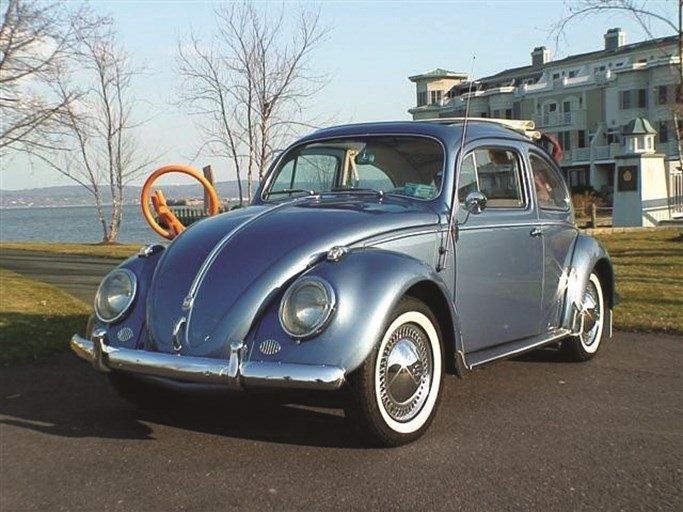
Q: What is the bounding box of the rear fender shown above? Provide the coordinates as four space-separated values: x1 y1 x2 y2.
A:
562 235 615 336
246 248 463 376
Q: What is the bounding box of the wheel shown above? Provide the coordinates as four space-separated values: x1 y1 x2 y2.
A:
346 297 443 447
108 371 170 410
561 272 605 361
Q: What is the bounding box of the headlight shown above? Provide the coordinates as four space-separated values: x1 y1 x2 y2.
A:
94 269 137 323
279 277 336 339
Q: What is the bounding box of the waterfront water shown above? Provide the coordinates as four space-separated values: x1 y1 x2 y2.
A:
0 204 160 244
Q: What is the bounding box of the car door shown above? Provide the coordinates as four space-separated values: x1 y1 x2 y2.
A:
454 142 543 354
527 149 579 332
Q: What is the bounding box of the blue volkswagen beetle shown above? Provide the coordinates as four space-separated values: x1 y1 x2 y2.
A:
71 119 615 446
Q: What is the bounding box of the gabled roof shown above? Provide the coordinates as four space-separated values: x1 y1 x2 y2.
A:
409 68 468 82
463 34 679 88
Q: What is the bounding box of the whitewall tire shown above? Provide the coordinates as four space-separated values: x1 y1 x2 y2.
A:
562 272 605 361
346 297 443 446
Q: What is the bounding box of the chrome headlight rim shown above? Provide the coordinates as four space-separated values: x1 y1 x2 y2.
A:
279 276 336 340
94 268 138 324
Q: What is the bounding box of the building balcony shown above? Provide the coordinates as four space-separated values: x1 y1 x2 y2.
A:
535 110 586 128
563 144 622 164
562 141 681 166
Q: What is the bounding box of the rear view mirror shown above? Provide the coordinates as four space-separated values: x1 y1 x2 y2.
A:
464 191 487 214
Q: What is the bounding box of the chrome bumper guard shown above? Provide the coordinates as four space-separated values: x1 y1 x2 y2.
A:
70 332 345 392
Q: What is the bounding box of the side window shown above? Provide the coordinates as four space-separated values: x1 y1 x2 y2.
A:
270 153 339 193
529 153 569 209
458 147 525 208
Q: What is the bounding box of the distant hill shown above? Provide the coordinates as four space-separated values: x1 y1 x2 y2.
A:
0 181 249 208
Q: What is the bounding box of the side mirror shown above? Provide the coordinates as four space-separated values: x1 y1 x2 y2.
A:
464 191 487 214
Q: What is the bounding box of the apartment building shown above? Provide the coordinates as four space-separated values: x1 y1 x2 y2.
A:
408 29 681 203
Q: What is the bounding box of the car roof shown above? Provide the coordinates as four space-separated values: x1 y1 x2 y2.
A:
301 119 533 148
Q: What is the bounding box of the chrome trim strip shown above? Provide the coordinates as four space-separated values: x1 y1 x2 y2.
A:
240 362 345 390
361 226 444 247
458 221 541 232
183 196 321 343
186 197 319 304
70 334 345 391
466 329 571 368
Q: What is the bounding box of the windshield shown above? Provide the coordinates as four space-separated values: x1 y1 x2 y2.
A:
262 136 444 202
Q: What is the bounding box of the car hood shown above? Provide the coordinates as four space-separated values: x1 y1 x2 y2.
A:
146 195 440 357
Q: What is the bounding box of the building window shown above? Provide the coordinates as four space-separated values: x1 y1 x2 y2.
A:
607 129 621 144
578 130 587 148
621 89 648 109
505 108 512 119
552 73 560 80
657 85 669 105
417 91 427 107
513 102 521 118
558 131 571 150
568 71 576 78
492 109 501 118
658 121 670 143
429 90 442 105
563 101 571 113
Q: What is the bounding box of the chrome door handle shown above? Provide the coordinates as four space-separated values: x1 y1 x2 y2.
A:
529 227 543 237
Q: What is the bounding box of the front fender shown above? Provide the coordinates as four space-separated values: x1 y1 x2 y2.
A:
562 234 615 334
88 246 165 349
246 248 460 376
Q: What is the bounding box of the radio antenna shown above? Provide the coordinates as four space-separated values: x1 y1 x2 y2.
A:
439 55 476 272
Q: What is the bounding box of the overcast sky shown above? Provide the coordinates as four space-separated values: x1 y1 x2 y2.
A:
0 0 676 190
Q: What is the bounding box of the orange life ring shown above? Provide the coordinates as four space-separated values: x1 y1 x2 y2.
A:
141 164 220 240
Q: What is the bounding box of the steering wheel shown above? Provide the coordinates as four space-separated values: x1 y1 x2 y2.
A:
141 164 220 240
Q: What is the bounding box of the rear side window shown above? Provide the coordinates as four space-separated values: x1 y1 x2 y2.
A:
458 148 525 208
529 153 570 210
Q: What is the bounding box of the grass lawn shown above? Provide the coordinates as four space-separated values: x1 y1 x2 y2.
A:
594 228 683 335
0 268 91 365
0 228 680 364
0 242 142 259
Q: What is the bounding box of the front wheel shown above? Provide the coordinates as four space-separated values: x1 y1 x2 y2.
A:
561 272 606 361
346 297 443 447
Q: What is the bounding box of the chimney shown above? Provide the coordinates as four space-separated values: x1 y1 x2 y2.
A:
531 46 550 68
604 28 626 50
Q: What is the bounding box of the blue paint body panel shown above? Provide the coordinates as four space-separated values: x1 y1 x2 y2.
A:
77 119 614 388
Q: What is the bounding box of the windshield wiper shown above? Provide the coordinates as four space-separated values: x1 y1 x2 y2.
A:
330 187 386 198
265 188 315 198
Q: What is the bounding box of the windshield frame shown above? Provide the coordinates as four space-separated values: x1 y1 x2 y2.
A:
258 133 447 204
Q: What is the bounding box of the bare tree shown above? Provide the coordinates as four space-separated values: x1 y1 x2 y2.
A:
28 13 151 243
551 0 682 165
177 1 329 206
0 0 95 154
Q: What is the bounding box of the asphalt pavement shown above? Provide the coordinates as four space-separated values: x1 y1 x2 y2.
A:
1 250 681 511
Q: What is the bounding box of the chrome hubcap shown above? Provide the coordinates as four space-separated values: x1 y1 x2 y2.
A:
378 324 432 422
580 281 601 346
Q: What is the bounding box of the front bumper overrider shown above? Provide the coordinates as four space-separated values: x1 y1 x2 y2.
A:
70 330 345 391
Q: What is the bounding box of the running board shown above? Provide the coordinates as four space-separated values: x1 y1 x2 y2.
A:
465 329 572 369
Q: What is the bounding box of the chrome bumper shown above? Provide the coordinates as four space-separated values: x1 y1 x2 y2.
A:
70 333 345 392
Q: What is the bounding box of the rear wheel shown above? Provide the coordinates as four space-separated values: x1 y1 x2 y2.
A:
561 272 605 361
346 297 443 446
